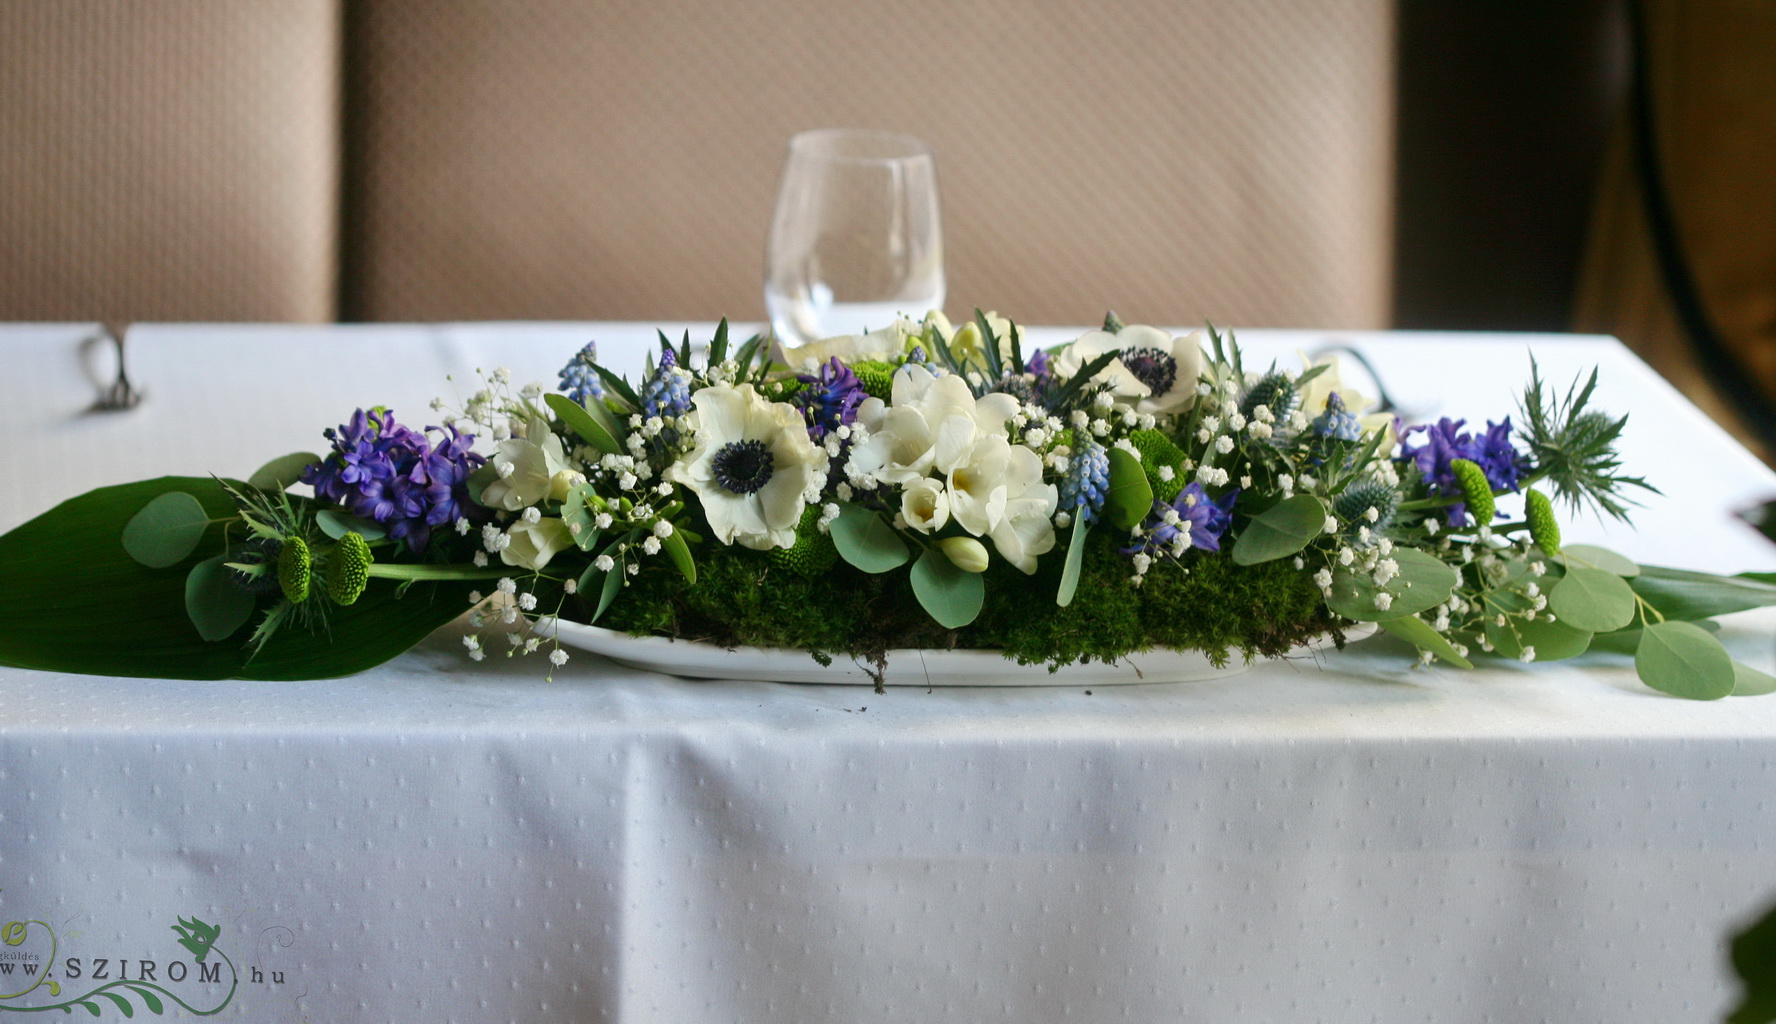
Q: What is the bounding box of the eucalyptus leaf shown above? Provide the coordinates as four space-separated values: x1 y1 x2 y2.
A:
1103 448 1154 531
1632 565 1776 621
184 554 257 642
545 392 622 455
1376 614 1473 669
1635 620 1735 700
910 548 985 629
1326 547 1457 621
1560 543 1639 577
829 505 911 574
315 509 386 542
1591 619 1719 655
1485 614 1593 663
121 490 211 568
247 452 319 492
1232 494 1326 566
1057 520 1089 607
1547 567 1638 632
1733 661 1776 697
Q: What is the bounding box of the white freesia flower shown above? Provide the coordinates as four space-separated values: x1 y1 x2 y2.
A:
502 517 574 570
1053 325 1205 415
665 383 827 550
791 318 921 367
900 477 951 533
850 364 1018 486
480 432 571 511
946 436 1056 573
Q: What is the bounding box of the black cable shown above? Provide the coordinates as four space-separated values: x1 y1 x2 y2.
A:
1625 0 1776 449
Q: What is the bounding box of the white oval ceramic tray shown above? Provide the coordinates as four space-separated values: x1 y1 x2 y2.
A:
542 618 1374 687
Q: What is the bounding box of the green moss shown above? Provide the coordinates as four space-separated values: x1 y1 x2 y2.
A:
594 527 1338 673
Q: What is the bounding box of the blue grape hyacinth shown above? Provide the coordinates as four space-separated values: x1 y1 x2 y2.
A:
1060 438 1111 525
557 342 604 406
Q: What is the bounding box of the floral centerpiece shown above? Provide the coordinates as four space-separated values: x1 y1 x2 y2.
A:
3 311 1775 697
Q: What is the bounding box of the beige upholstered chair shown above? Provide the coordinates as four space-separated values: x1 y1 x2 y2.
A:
0 0 340 323
0 0 1393 331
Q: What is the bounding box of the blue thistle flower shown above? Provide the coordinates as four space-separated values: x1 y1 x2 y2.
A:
557 342 604 405
301 408 486 552
1060 439 1111 525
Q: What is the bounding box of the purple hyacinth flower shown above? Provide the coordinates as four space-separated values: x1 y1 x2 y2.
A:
1124 483 1239 557
302 409 488 553
1399 416 1526 525
796 357 867 441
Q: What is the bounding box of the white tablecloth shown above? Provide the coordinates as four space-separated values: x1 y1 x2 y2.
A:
3 323 1775 1023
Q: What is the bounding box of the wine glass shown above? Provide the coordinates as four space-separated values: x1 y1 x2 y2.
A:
765 129 944 350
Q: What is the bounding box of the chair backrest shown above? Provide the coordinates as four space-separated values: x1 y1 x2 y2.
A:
0 0 340 322
0 0 1395 330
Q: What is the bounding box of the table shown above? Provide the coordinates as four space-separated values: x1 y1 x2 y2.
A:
3 323 1775 1022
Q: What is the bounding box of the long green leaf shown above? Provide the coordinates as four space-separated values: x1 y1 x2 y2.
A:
1057 520 1090 607
545 392 622 455
0 478 244 678
1633 565 1776 621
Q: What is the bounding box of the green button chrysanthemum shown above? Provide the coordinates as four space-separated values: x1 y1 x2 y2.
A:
1128 428 1186 501
277 535 312 604
1525 488 1561 556
327 531 374 605
1449 458 1495 527
849 361 897 401
769 505 838 578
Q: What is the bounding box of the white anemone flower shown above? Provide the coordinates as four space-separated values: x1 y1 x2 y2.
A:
480 432 572 511
666 384 826 550
502 517 575 570
790 318 922 368
1052 325 1205 415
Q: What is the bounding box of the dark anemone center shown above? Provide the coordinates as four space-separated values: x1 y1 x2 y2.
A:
1119 347 1177 396
711 439 775 495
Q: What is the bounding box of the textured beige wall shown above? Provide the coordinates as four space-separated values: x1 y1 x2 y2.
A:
344 0 1394 329
0 0 341 322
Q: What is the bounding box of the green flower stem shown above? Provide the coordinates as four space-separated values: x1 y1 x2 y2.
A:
367 564 536 581
1398 470 1550 513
